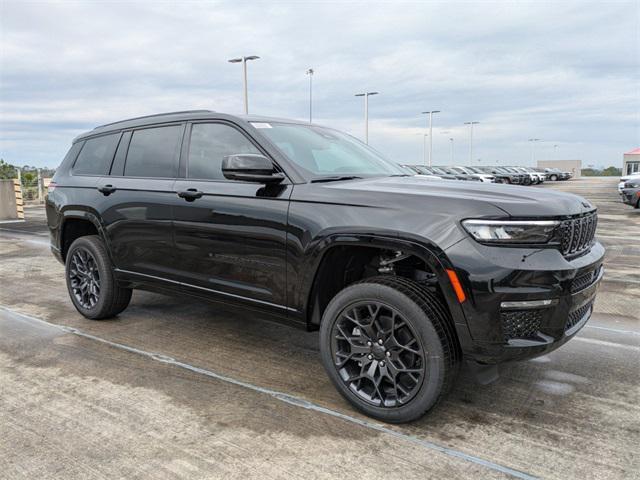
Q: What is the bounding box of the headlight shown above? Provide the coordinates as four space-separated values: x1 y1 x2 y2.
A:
625 182 640 188
462 219 559 244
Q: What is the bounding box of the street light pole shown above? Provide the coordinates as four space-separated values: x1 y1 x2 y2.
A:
464 121 479 163
529 138 541 163
306 68 314 123
228 55 260 114
421 110 440 166
449 138 454 165
355 91 379 144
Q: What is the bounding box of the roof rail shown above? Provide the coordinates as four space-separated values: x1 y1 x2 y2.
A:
94 110 214 129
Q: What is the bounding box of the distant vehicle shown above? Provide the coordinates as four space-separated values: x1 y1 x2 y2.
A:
621 179 640 208
618 174 640 194
433 166 481 182
502 167 533 185
397 164 442 180
400 164 456 180
545 168 572 181
476 166 524 184
513 167 545 184
449 166 495 183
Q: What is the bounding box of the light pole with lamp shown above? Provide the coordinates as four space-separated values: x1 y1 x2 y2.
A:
306 68 314 123
228 55 260 114
354 91 379 144
421 110 440 166
464 121 479 163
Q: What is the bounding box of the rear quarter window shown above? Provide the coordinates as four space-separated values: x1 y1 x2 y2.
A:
73 133 120 175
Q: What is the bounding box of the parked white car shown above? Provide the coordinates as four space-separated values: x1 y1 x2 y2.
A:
618 174 640 193
450 166 495 183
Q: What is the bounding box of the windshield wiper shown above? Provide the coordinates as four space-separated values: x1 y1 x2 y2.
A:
389 174 410 177
310 175 363 183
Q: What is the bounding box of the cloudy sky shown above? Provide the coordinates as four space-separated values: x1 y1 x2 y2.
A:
1 0 638 169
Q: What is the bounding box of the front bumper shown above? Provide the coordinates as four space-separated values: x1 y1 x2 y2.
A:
621 188 640 206
445 238 605 364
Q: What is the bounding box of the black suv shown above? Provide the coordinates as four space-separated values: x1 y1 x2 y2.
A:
46 111 604 423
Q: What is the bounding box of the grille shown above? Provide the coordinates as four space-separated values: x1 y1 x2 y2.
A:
558 212 597 256
571 266 601 294
502 310 542 341
565 301 593 332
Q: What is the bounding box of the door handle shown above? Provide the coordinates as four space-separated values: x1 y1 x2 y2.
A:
177 188 203 201
97 184 117 195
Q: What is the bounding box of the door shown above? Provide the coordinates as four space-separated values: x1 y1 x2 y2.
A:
98 124 184 279
172 121 292 311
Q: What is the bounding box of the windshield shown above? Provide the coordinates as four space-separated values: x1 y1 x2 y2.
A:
467 166 484 174
253 122 406 180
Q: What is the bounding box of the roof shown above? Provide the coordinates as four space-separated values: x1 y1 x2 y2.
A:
74 110 314 142
624 148 640 155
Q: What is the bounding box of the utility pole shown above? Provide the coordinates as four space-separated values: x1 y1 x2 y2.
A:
421 110 440 167
464 121 479 163
354 91 379 144
306 68 314 123
228 55 260 114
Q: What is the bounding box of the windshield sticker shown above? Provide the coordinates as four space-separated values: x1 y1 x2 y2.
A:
252 122 272 129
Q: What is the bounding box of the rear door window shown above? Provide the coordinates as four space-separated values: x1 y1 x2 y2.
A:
73 133 120 175
124 125 183 178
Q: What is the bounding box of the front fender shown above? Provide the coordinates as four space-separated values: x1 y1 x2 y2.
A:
291 229 472 349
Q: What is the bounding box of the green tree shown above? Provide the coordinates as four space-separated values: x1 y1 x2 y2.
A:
0 159 17 179
602 166 622 176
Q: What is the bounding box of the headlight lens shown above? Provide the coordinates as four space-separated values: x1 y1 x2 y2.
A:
462 219 559 244
625 182 640 188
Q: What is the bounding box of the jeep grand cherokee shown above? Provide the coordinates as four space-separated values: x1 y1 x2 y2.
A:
46 110 604 423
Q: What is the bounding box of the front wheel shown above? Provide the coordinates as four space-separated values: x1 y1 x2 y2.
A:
319 275 460 423
65 235 132 320
550 174 558 181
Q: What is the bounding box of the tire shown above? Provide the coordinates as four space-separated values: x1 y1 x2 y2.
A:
550 174 558 181
65 235 132 320
319 275 460 423
504 178 511 184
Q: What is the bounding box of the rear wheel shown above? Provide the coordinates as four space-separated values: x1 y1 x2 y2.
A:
65 235 132 320
319 275 460 423
550 174 558 181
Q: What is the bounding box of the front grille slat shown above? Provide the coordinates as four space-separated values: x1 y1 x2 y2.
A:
559 211 597 257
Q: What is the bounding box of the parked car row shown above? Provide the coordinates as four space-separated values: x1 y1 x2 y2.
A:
401 165 572 185
619 174 640 208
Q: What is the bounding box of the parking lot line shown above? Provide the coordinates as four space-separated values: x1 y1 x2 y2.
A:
0 304 539 480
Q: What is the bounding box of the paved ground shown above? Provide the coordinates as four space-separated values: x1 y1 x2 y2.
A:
0 177 638 480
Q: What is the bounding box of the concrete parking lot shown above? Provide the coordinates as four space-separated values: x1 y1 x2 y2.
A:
0 176 638 480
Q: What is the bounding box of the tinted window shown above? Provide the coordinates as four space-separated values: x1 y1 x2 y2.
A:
124 125 182 178
188 123 261 180
73 133 120 175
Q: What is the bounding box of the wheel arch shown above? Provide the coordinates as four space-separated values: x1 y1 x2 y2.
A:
299 231 469 341
59 207 109 261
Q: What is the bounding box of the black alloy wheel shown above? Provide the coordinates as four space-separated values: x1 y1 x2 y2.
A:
331 301 425 407
65 235 132 319
68 247 101 309
320 275 460 423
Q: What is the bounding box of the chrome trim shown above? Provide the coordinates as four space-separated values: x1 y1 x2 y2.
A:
114 268 297 312
500 299 558 309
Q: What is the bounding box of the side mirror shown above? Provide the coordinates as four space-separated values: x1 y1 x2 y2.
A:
222 154 285 184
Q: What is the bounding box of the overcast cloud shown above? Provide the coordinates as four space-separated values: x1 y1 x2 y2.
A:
1 0 638 168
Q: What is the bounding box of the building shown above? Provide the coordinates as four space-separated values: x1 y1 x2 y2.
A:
537 159 582 178
623 148 640 176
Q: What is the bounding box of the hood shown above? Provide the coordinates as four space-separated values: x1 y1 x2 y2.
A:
324 176 595 217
